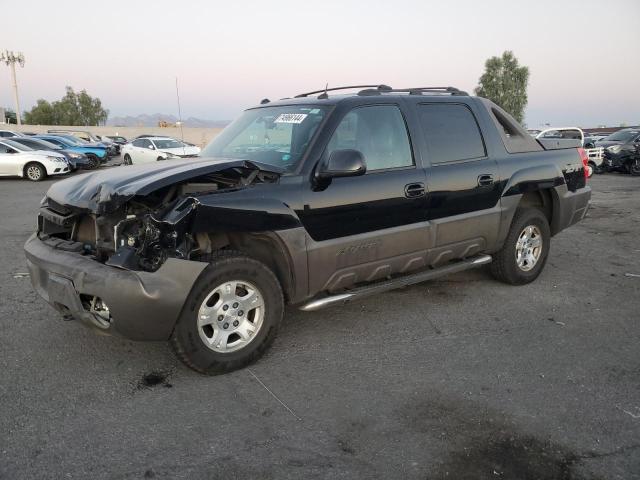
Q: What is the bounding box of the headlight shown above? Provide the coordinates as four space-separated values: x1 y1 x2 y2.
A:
608 145 621 153
68 152 82 159
46 155 66 163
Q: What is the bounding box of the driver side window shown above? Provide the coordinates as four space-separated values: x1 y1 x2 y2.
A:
326 105 413 171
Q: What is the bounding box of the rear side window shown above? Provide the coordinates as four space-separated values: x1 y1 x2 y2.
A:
417 104 486 164
45 138 64 147
481 99 543 154
327 105 413 171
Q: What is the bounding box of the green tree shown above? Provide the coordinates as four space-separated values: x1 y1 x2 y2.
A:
23 99 55 124
475 51 529 124
23 87 108 126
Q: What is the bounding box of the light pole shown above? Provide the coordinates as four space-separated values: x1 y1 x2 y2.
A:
0 50 25 126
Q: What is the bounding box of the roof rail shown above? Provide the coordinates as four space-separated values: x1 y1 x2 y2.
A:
358 86 468 96
294 84 392 98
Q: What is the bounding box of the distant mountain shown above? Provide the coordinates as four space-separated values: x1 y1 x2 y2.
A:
107 113 229 128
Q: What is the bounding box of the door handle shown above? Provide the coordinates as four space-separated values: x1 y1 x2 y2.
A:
404 182 426 198
477 174 494 187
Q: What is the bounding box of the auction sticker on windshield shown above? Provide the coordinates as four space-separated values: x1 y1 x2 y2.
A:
274 113 308 124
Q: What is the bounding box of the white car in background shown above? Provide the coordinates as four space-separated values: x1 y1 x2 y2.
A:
0 139 69 181
121 137 201 165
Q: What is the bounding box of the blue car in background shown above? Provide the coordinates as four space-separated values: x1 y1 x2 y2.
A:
34 135 108 169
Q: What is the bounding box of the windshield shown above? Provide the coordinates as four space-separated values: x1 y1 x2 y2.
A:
3 139 33 151
201 105 328 172
153 139 185 149
604 130 638 142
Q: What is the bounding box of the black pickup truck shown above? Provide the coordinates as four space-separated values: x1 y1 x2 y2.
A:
25 85 591 374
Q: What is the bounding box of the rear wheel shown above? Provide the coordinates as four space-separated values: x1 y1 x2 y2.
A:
490 208 551 285
170 251 284 375
586 161 595 177
24 162 46 182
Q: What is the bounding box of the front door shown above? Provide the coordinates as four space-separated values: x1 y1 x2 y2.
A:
298 104 429 293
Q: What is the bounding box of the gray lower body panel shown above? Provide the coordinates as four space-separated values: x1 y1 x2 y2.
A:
24 234 208 341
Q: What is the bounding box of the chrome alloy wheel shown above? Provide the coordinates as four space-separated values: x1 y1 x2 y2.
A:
515 225 543 272
26 165 42 180
197 280 265 353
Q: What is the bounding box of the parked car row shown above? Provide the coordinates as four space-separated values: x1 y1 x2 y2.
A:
529 127 640 176
0 129 204 180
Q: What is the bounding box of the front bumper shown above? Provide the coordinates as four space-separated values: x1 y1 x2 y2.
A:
46 164 70 175
24 233 207 341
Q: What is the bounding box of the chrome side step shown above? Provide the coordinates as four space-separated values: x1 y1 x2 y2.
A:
299 254 492 312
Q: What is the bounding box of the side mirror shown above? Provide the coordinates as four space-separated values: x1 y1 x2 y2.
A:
148 145 155 150
317 149 366 180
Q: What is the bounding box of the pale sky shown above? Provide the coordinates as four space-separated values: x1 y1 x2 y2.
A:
1 0 639 127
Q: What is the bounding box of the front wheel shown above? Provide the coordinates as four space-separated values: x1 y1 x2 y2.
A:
123 154 132 166
170 251 284 375
490 208 551 285
629 159 640 176
24 162 46 182
86 155 100 169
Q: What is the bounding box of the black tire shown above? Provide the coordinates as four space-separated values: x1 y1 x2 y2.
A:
490 208 551 285
24 162 46 182
123 154 132 166
586 161 595 178
629 159 640 176
86 155 100 169
170 251 284 375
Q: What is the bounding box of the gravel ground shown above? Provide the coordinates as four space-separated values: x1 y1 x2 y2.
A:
0 167 638 480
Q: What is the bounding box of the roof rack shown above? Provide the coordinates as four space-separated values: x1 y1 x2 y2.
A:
295 84 392 98
357 86 468 96
293 84 468 99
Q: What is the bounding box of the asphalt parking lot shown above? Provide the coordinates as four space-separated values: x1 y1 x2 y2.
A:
0 167 639 480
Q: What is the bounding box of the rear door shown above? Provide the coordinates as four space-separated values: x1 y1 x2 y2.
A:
413 101 501 257
131 139 153 163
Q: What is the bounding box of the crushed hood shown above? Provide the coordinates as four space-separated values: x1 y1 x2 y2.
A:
46 157 283 214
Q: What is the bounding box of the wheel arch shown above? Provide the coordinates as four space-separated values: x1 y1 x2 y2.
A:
496 186 562 250
22 160 46 179
195 231 299 303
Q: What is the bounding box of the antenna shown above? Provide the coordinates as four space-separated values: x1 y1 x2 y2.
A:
318 83 329 100
175 77 185 155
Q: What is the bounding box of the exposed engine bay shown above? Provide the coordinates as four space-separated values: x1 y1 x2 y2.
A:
38 163 280 272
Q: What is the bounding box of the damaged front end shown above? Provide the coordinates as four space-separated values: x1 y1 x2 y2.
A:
38 160 281 272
